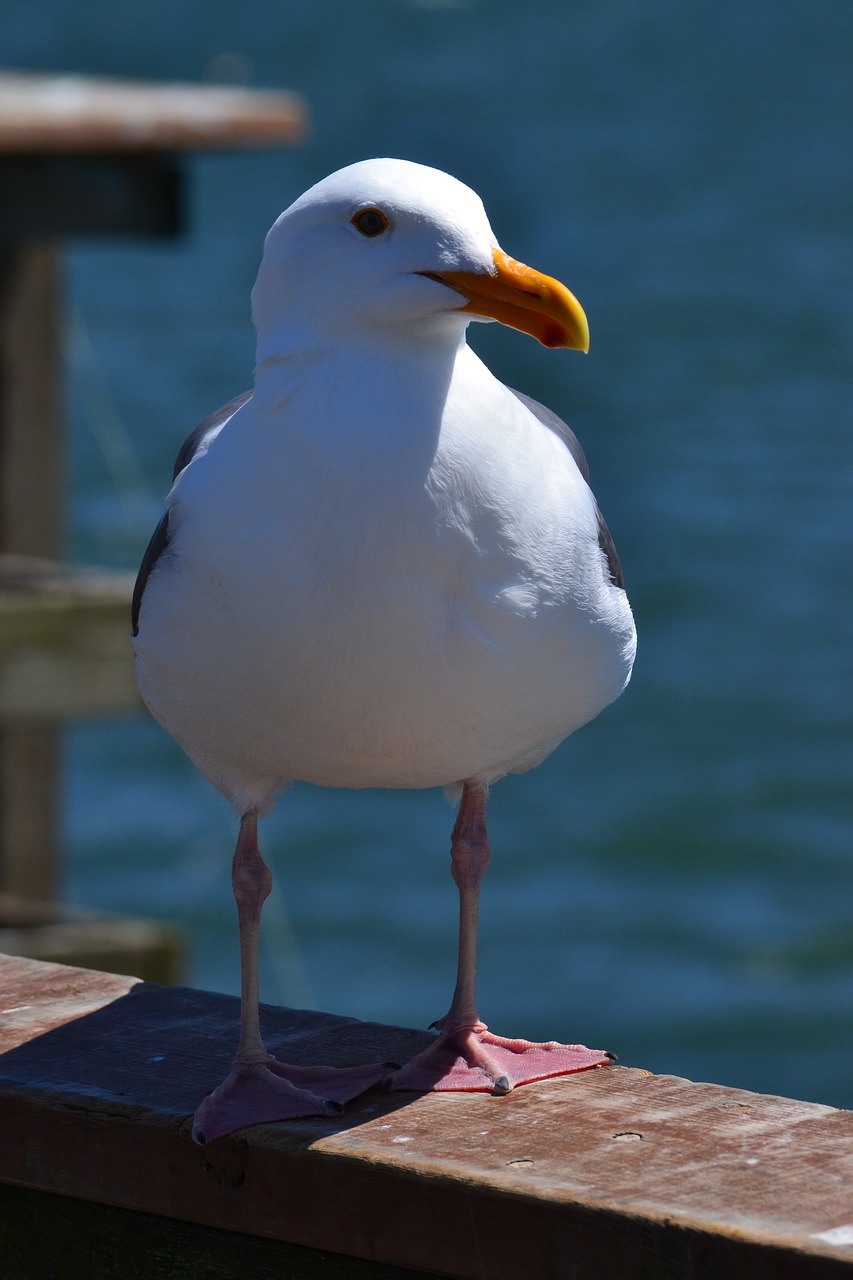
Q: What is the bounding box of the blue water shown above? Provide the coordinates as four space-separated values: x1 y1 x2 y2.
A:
6 1 853 1107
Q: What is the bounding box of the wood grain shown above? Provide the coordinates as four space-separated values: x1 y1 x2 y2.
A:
1 954 852 1277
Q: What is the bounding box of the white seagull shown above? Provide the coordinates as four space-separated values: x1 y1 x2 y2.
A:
132 158 636 1143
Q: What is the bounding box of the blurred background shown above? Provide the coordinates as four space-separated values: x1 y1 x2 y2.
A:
3 0 852 1107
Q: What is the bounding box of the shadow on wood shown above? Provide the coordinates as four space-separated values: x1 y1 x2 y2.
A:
1 953 852 1279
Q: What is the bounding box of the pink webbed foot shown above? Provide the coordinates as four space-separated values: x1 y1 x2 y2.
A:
385 1021 613 1095
193 1055 390 1143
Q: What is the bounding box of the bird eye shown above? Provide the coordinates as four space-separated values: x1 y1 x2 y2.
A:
352 207 389 238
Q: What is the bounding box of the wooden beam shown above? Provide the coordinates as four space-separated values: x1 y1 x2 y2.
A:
0 953 851 1278
0 70 307 153
0 557 138 720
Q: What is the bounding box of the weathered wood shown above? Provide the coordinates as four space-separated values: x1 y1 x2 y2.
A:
0 556 138 720
0 70 307 152
0 954 852 1279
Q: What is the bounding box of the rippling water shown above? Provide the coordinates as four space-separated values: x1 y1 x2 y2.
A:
7 0 852 1106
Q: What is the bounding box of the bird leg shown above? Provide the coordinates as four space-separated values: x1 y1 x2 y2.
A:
386 782 612 1094
192 809 388 1143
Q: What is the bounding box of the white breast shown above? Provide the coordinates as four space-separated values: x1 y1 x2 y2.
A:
134 344 635 814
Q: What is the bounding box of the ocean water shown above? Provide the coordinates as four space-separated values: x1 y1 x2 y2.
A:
5 0 853 1107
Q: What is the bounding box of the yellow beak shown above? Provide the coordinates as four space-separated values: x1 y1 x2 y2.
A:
427 247 589 352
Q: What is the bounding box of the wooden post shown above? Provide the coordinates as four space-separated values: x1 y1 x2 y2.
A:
0 241 62 900
0 241 61 557
0 726 58 900
1 953 853 1279
0 70 307 908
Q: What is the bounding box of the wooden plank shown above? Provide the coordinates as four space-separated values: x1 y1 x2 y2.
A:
0 557 138 720
0 71 307 153
0 953 851 1278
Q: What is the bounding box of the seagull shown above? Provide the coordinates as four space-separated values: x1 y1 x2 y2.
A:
132 158 636 1144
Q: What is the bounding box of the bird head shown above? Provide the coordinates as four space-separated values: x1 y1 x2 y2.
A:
252 158 589 359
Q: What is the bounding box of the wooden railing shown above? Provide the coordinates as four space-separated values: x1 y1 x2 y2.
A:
1 952 851 1278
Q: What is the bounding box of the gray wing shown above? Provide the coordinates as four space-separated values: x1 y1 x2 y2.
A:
509 387 625 591
131 391 253 636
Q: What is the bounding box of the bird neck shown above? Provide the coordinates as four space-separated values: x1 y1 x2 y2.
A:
250 328 466 476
